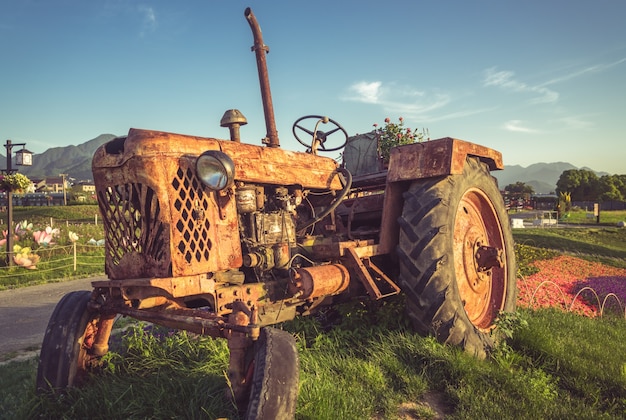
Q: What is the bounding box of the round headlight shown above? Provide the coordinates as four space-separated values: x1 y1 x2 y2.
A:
195 150 235 191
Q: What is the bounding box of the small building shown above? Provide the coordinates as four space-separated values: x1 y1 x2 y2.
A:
35 176 69 193
531 194 558 210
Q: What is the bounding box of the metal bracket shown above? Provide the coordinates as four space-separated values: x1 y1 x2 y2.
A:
343 248 400 300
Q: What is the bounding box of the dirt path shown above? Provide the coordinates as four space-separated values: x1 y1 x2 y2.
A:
0 276 105 360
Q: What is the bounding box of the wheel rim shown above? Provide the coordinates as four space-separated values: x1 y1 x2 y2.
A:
454 188 507 330
75 319 99 383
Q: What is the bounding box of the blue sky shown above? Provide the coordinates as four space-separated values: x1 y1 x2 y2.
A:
1 1 625 174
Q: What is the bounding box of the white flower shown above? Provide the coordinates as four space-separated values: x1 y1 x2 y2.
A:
68 231 79 242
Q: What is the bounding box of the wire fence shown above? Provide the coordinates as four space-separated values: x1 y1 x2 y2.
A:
518 275 626 320
0 243 105 289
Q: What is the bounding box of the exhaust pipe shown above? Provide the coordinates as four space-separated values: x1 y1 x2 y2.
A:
245 7 280 148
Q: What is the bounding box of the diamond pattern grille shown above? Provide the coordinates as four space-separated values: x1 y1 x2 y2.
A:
172 167 212 264
98 183 169 275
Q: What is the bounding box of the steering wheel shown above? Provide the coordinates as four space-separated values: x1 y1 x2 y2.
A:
292 115 348 153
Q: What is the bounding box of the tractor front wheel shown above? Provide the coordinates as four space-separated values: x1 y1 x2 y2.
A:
36 290 112 392
397 157 516 358
242 327 299 420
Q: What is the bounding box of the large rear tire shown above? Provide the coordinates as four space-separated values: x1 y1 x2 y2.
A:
36 290 109 391
244 327 299 420
397 157 516 358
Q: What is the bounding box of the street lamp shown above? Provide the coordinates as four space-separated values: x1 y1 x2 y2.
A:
3 140 33 266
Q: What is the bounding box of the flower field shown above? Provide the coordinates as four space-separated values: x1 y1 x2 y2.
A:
518 255 626 318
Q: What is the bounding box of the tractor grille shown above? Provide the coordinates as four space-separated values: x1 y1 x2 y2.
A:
98 165 214 279
93 130 244 279
171 166 212 265
99 182 170 278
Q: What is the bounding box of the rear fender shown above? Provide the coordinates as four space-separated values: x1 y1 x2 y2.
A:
378 137 504 254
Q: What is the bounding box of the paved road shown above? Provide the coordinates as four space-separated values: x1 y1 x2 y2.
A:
0 276 105 358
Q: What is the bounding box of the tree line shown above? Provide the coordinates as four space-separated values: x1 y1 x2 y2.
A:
556 169 626 202
505 169 626 203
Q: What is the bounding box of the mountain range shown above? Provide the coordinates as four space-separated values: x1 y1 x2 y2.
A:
1 134 607 192
2 134 116 182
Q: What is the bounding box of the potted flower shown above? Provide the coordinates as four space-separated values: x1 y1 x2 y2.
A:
0 173 32 193
373 117 425 164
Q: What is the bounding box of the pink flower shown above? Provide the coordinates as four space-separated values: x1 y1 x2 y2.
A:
384 117 390 123
373 123 378 127
33 226 60 246
399 117 403 122
0 230 18 247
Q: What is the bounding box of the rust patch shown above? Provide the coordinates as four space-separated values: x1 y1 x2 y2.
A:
386 137 504 183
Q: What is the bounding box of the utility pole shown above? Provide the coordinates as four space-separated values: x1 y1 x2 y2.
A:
59 173 68 205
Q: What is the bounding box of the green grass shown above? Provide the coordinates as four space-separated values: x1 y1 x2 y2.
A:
3 302 624 419
6 204 102 224
513 226 626 269
561 208 626 225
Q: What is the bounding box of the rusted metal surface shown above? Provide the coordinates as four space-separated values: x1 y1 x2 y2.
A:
342 248 400 300
92 275 215 298
92 134 242 279
453 188 507 331
342 193 385 239
90 315 115 356
110 305 226 337
378 137 504 254
245 8 279 148
92 129 341 280
219 138 340 188
93 129 341 189
226 302 255 405
475 245 504 272
386 137 504 183
376 182 407 255
289 264 350 300
214 282 268 315
298 236 380 259
220 109 247 142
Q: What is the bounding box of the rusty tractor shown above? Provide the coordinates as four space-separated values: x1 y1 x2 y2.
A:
36 7 516 419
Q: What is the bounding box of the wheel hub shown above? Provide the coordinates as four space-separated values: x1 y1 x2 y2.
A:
475 244 503 273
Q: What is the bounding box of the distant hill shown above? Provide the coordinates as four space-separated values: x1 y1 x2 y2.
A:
493 162 609 194
2 134 116 182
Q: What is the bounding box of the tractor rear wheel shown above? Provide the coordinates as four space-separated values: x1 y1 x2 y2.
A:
36 291 111 392
243 327 299 420
397 157 516 358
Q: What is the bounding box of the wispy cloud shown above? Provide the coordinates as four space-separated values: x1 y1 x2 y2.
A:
422 108 496 123
343 81 461 122
502 115 593 135
138 5 157 37
346 81 383 104
553 116 594 131
483 68 558 104
503 120 540 133
541 58 626 86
